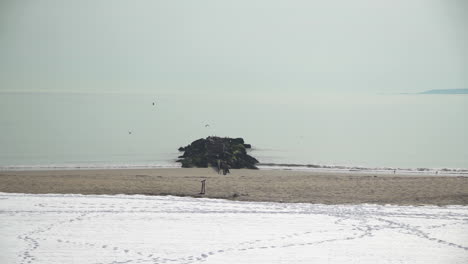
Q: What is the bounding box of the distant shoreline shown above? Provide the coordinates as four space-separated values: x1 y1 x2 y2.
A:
1 168 467 206
258 163 468 176
2 162 467 177
419 88 468 94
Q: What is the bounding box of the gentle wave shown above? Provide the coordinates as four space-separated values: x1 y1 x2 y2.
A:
0 163 182 171
1 162 467 176
257 163 468 176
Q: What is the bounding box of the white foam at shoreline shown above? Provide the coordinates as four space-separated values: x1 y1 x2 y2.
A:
0 163 182 171
1 162 467 176
257 164 468 176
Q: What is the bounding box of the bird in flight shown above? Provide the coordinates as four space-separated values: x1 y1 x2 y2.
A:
205 124 210 127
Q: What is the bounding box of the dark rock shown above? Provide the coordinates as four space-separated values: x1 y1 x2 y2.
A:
177 136 259 169
230 138 244 145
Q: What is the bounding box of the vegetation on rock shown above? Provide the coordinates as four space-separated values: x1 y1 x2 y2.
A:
177 137 259 169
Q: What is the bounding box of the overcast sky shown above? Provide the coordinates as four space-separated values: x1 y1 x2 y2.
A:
1 0 467 95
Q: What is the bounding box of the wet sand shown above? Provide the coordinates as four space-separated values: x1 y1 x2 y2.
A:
1 168 467 205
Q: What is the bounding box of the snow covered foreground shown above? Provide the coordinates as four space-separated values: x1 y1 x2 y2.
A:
0 193 467 264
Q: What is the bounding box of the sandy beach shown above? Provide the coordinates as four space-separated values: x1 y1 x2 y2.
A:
1 168 467 205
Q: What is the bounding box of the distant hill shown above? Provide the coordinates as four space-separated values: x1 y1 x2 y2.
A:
420 89 468 94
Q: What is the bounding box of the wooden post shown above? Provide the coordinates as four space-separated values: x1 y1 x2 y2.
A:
200 180 206 195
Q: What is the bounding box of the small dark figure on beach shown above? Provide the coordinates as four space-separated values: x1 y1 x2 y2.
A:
221 161 230 175
200 179 206 194
393 169 396 174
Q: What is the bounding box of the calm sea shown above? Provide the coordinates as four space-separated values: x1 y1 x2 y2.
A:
1 92 467 170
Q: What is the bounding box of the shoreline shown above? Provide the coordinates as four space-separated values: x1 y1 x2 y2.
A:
1 168 467 206
1 163 467 177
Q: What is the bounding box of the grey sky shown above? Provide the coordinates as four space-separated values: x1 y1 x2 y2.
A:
1 0 467 94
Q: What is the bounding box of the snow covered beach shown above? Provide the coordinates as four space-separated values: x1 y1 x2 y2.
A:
1 193 467 264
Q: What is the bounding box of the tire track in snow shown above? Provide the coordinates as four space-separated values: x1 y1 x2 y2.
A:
373 217 468 251
16 212 90 264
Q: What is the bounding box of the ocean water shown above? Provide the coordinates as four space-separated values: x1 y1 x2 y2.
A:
0 92 467 170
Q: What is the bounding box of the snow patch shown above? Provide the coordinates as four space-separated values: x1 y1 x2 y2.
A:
0 193 467 264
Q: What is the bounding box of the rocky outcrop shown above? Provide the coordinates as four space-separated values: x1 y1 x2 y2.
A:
177 137 259 169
